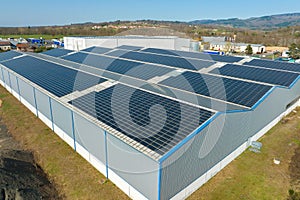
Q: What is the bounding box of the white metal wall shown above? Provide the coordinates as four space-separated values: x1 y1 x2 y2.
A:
160 81 300 200
64 36 191 51
0 65 159 200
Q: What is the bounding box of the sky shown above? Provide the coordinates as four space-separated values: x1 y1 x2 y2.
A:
0 0 299 27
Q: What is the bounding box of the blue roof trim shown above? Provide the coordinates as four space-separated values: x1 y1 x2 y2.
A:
159 112 221 163
159 74 300 163
251 75 300 111
250 87 276 110
288 75 300 88
224 108 250 114
104 130 109 179
224 86 276 113
225 75 300 114
157 162 162 200
71 110 77 151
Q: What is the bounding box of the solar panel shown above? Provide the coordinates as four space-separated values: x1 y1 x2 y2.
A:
141 48 183 56
107 50 215 70
245 59 300 73
117 45 143 51
41 48 73 57
141 48 244 63
81 46 113 54
210 64 299 87
2 56 106 97
62 52 173 80
159 72 272 107
70 84 214 155
206 54 244 63
106 49 133 57
0 51 22 62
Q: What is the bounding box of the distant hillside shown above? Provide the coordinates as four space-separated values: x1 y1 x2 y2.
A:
190 13 300 29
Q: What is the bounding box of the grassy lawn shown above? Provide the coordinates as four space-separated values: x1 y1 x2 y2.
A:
0 83 300 199
188 110 300 200
0 86 129 199
0 34 65 40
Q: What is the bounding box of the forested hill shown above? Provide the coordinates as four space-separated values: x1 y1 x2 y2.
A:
190 13 300 29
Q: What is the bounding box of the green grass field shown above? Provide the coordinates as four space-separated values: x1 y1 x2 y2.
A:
0 34 65 40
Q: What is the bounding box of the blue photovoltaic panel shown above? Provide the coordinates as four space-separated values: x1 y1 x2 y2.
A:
70 84 214 155
2 56 106 97
62 52 173 80
159 71 272 107
41 48 73 57
205 53 243 63
245 59 300 73
81 46 113 54
142 48 183 56
0 51 22 62
117 45 143 51
107 50 215 70
210 64 299 87
106 49 131 57
142 48 244 63
61 52 89 63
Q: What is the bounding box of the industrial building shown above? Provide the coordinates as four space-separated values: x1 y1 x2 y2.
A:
64 36 198 52
0 45 300 200
209 41 266 54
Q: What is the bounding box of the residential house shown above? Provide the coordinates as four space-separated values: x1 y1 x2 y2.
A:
16 43 29 51
210 42 265 54
0 40 11 51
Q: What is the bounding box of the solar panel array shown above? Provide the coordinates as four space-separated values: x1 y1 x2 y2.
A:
1 47 295 158
62 52 173 80
203 53 244 63
106 49 133 57
81 46 113 54
210 64 299 87
117 45 143 51
0 51 22 62
141 48 244 63
141 48 180 56
2 56 106 97
107 50 215 70
0 49 280 110
244 59 300 73
70 84 214 155
159 71 272 107
41 48 73 58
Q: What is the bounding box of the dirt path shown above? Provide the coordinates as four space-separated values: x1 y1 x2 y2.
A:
0 119 60 200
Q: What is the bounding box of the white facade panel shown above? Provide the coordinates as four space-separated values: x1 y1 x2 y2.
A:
108 169 148 200
89 153 107 176
20 96 37 115
37 111 53 129
64 36 191 51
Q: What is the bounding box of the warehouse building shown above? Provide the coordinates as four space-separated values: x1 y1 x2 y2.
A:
0 46 300 200
64 36 195 51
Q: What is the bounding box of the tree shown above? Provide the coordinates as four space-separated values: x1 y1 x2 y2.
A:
288 189 300 200
288 43 300 59
245 44 253 55
224 42 232 53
